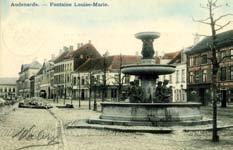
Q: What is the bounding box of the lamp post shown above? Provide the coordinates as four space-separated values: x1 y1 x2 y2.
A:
93 77 97 111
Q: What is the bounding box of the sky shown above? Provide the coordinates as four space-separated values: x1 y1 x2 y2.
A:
0 0 233 77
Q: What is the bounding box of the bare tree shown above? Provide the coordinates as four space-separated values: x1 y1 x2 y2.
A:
101 54 108 102
85 71 94 110
193 0 232 142
112 54 125 101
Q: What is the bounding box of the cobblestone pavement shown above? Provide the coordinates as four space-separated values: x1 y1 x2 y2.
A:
0 100 233 150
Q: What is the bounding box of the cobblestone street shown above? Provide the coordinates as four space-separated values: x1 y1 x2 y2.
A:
0 100 233 150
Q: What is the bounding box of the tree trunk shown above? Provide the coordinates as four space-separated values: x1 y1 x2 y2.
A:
89 88 92 110
212 72 219 142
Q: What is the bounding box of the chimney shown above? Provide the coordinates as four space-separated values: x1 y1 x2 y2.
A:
51 54 55 60
77 43 81 49
63 46 69 52
88 40 91 44
69 45 73 51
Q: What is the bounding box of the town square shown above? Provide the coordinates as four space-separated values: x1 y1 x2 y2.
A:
0 0 233 149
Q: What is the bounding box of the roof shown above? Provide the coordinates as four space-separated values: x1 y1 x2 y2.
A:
162 51 180 59
20 61 41 73
187 30 233 55
0 77 17 85
168 51 182 64
54 43 101 63
36 61 54 75
76 55 139 72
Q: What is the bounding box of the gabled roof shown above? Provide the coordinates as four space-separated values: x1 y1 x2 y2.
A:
36 61 54 75
20 61 41 73
0 77 17 85
54 43 101 63
187 30 233 55
162 51 180 59
76 55 139 72
168 51 181 64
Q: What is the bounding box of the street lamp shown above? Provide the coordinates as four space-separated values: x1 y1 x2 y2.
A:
93 76 97 111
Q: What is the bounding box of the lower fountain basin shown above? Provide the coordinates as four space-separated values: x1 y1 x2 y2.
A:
88 102 211 127
121 64 175 76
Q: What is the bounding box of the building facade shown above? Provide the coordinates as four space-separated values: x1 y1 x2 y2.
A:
53 42 101 99
159 50 188 102
17 61 41 98
34 61 54 99
72 55 139 101
186 30 233 105
0 78 17 99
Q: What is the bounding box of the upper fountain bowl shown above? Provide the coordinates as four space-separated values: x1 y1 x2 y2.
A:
135 32 160 40
121 64 175 76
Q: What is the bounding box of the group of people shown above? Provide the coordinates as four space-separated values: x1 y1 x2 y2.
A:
126 80 172 103
154 80 173 103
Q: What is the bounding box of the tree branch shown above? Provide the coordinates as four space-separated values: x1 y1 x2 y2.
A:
196 33 210 37
192 17 211 25
200 3 210 9
214 13 233 23
216 21 232 31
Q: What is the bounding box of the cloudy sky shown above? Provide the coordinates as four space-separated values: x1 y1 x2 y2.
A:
0 0 232 77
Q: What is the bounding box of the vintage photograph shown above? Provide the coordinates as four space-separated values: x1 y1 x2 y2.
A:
0 0 233 149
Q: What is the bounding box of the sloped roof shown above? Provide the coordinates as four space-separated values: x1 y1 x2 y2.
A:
54 43 101 63
187 30 233 55
76 55 139 72
53 50 70 63
162 51 180 59
20 61 41 73
0 77 17 85
168 51 181 64
36 61 54 75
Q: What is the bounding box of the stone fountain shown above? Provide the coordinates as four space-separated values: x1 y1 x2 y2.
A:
87 32 211 127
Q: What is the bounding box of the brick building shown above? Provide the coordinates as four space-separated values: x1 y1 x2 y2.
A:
186 30 233 105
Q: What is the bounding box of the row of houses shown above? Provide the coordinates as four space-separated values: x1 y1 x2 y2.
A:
16 41 139 101
15 30 233 105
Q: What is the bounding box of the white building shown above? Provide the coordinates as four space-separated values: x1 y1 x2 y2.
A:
159 49 188 102
17 61 41 98
72 55 139 101
0 78 17 99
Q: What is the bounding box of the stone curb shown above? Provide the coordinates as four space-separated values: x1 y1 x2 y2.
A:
66 120 173 134
183 125 233 132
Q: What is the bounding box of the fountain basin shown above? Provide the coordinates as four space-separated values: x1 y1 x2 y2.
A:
135 32 160 39
121 64 175 76
88 102 211 127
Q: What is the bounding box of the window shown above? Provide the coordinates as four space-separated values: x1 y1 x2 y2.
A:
231 49 233 59
220 67 226 81
81 77 85 85
176 70 180 83
195 71 201 83
73 77 77 85
190 72 194 83
125 75 130 84
201 55 207 64
181 69 185 83
169 75 172 83
230 66 233 80
221 51 226 59
189 57 194 66
202 70 207 82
